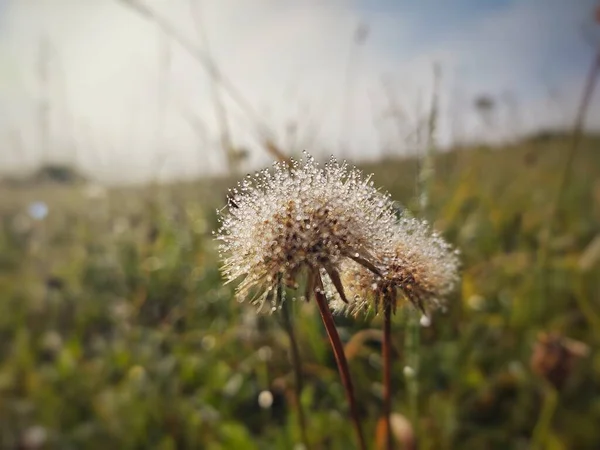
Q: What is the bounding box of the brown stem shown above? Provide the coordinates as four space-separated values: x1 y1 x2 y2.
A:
537 46 600 318
279 286 311 449
314 273 367 450
383 301 393 450
546 48 600 242
557 48 600 210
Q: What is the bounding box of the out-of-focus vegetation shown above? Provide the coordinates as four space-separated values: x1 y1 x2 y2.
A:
0 134 599 449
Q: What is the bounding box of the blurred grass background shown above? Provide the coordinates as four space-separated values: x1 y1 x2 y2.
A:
0 132 599 449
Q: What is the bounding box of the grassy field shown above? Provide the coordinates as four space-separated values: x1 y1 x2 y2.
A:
0 135 599 449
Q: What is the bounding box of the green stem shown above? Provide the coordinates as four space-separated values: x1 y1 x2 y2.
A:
530 385 558 450
383 301 393 450
405 63 439 445
279 286 311 450
574 276 600 339
405 311 420 440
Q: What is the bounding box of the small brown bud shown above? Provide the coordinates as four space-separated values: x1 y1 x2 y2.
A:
530 332 589 390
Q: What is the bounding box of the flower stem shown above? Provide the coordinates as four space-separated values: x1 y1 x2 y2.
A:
535 47 600 320
314 274 367 450
279 287 311 450
383 301 393 450
405 311 420 440
530 385 558 450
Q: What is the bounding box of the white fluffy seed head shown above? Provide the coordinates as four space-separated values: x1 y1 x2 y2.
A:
384 217 460 309
216 152 397 307
329 215 460 315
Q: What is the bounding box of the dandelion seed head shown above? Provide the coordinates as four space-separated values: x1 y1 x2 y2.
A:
217 152 396 307
327 261 374 316
329 215 460 316
384 217 460 310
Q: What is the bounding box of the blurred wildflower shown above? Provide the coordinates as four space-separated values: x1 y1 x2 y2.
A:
403 366 416 378
27 201 48 221
330 216 460 317
20 425 47 450
216 152 396 309
467 294 486 311
40 330 63 356
530 332 589 390
258 390 274 409
376 412 415 450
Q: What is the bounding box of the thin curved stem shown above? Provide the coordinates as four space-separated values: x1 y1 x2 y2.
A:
536 48 600 319
314 273 367 450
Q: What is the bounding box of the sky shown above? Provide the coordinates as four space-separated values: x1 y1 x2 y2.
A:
0 0 599 184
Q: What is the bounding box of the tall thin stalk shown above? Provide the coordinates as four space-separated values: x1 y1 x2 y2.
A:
404 63 441 440
530 386 558 450
418 63 440 215
339 23 369 157
115 0 287 163
37 36 51 165
536 47 600 317
552 49 600 224
382 300 393 450
278 284 311 450
404 313 420 430
314 274 367 450
188 0 237 174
